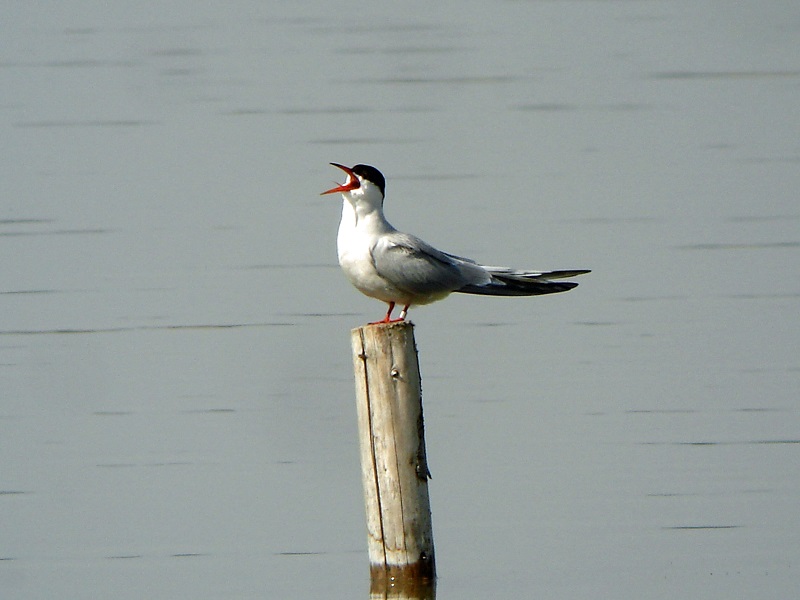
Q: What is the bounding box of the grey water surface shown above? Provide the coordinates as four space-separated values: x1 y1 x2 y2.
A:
2 1 798 599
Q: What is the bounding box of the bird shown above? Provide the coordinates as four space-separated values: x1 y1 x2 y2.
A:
321 163 589 324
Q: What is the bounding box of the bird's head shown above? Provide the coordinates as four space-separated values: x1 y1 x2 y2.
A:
321 163 386 206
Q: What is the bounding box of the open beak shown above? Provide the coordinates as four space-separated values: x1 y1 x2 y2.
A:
321 163 360 195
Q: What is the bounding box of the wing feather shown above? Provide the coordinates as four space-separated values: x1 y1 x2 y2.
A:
371 233 481 296
371 232 590 299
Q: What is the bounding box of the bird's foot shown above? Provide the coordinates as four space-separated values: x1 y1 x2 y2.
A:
368 316 406 325
367 302 411 325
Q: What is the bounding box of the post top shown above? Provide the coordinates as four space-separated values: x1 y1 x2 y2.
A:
351 320 414 335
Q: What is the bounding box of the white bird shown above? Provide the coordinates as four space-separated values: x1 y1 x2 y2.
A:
321 163 589 324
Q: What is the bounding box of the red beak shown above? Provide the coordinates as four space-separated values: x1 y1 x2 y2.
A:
321 163 360 195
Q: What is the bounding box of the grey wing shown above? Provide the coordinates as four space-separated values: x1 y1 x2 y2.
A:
371 233 488 296
442 252 588 280
441 252 590 296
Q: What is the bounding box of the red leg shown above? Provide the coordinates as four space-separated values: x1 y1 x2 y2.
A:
368 302 408 325
369 301 395 325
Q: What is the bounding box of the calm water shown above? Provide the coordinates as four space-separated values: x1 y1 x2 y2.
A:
2 2 799 598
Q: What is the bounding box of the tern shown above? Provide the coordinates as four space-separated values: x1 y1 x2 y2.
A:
321 163 589 324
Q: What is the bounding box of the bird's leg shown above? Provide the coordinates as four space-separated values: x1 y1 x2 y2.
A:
369 301 396 325
368 301 409 325
398 304 409 320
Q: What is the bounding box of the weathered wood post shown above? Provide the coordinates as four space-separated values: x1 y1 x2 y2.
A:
350 322 436 587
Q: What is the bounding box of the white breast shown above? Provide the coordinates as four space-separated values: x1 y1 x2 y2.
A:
337 201 410 304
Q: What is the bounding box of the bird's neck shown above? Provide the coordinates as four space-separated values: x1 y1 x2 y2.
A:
340 198 393 235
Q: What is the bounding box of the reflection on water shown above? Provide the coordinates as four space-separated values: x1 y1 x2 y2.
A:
2 0 799 599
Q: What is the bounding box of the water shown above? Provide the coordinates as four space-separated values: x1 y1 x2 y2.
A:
2 1 798 598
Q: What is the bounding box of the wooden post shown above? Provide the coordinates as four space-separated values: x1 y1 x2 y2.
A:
350 322 436 586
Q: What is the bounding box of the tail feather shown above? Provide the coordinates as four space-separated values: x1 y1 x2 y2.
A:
531 269 591 280
457 268 589 297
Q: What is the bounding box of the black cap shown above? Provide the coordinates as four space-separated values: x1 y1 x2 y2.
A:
351 164 385 197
